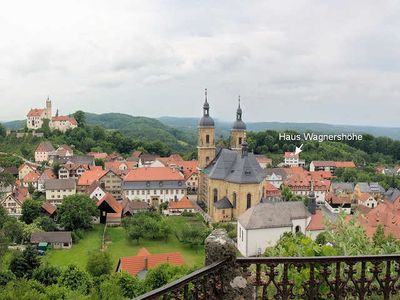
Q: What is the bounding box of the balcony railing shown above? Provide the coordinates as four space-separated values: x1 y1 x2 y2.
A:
133 229 400 300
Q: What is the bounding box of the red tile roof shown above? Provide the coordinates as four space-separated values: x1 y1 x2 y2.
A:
264 181 281 197
326 192 352 204
124 167 184 182
104 161 137 174
27 108 46 117
306 210 325 231
118 248 184 276
284 152 299 159
41 202 57 215
96 192 122 215
51 116 78 125
168 196 195 210
24 171 40 183
358 202 400 239
78 169 108 186
35 141 55 153
88 152 108 160
335 161 356 168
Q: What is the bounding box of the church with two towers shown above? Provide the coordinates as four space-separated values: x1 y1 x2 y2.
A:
197 90 266 222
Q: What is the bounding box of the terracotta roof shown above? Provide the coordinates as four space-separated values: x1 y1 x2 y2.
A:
335 161 356 168
358 202 400 238
255 155 272 164
326 192 352 204
311 161 336 167
104 161 137 173
137 248 151 256
24 171 40 183
18 163 36 172
264 181 281 197
39 169 56 181
27 108 46 117
96 192 122 214
51 116 78 125
306 210 325 231
35 141 55 153
78 169 108 186
358 193 374 202
41 202 57 215
88 152 108 160
10 186 29 205
122 198 150 215
168 196 195 210
118 248 184 276
124 167 184 182
284 152 299 159
131 151 142 158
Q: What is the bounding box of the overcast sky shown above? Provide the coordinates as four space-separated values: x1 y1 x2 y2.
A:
1 1 400 126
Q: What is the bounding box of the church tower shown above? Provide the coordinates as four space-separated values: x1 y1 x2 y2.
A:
197 89 216 169
45 96 52 119
230 96 246 152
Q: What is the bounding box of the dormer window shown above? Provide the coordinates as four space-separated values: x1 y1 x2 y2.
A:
146 181 150 187
159 181 163 186
245 169 251 176
178 181 182 186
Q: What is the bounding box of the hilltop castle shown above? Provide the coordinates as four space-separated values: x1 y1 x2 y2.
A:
197 90 266 222
27 97 78 133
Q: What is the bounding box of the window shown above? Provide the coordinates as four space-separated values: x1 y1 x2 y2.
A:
206 157 210 164
246 193 251 209
238 137 242 145
213 189 218 203
295 225 301 233
206 135 210 144
233 192 237 208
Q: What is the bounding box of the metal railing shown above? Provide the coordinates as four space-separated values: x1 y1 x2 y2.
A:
135 259 227 300
135 254 400 300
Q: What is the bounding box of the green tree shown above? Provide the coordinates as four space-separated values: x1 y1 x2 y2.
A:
32 263 61 286
73 111 86 128
86 251 112 277
57 194 98 231
34 216 57 231
180 226 211 248
21 199 43 224
3 218 24 243
127 224 144 244
58 264 92 294
9 245 41 279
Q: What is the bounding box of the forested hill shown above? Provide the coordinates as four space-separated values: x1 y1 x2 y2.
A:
84 113 196 151
158 117 400 140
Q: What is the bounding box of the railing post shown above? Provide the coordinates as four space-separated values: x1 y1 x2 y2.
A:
205 229 255 299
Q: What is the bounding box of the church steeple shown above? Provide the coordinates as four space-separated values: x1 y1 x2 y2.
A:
236 96 242 121
230 95 247 152
198 89 216 169
203 88 210 116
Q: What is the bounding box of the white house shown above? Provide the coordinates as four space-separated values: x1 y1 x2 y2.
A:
163 196 196 216
122 167 186 206
237 201 311 257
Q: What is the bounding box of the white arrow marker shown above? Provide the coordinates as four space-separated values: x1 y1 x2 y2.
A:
295 144 303 155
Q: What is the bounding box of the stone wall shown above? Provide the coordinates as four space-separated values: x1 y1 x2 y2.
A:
205 229 254 299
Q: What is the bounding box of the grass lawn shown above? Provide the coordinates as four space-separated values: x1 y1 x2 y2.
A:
44 215 206 270
44 225 103 269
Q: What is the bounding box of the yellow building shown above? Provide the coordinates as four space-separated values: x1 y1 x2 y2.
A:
197 92 266 222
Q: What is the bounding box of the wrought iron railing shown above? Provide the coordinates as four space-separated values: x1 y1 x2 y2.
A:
134 259 227 300
135 254 400 300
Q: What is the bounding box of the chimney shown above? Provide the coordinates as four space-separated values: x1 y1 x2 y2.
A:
144 257 148 270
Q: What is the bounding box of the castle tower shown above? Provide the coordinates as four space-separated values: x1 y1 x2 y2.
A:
197 89 216 169
230 96 246 152
45 96 52 119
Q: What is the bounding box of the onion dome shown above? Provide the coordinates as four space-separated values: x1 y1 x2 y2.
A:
232 96 246 130
199 88 215 127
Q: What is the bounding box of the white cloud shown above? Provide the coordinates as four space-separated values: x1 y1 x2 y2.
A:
0 0 400 126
